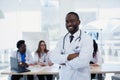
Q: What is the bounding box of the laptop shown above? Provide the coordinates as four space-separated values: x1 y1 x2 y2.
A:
10 57 30 73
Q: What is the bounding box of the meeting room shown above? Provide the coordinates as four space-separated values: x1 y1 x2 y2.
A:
0 0 120 80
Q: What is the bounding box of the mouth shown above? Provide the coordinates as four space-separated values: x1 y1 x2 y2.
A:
68 26 73 31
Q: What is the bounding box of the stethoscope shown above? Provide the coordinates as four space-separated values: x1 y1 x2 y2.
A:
61 30 82 54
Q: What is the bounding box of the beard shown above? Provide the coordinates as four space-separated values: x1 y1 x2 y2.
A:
66 25 79 34
67 26 73 32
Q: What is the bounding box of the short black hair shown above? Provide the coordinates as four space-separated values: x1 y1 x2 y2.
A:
67 12 79 20
16 40 25 48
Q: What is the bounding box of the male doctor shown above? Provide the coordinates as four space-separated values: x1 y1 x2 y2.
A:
11 40 33 80
50 12 93 80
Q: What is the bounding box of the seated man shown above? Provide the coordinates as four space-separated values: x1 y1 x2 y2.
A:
11 40 34 80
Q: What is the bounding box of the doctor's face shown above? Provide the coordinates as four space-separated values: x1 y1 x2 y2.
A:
66 13 80 34
19 44 26 53
40 42 46 51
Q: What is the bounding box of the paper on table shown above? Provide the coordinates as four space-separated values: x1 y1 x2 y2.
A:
27 65 43 72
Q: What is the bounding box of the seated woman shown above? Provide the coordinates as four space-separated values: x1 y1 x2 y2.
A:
90 40 103 80
33 40 53 80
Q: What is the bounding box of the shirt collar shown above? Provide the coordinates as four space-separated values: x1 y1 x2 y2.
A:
68 29 80 38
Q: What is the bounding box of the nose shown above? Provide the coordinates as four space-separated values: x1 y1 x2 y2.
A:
67 22 72 27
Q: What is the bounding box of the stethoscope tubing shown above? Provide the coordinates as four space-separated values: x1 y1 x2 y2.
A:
63 30 81 50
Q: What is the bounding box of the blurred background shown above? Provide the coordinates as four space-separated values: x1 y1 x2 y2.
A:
0 0 120 80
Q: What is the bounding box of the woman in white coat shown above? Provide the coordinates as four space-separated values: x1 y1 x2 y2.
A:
50 12 93 80
90 40 103 80
33 40 53 80
90 40 103 66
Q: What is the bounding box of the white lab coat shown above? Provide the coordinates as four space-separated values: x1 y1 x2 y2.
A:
50 29 93 80
33 52 52 65
10 50 33 64
90 51 103 65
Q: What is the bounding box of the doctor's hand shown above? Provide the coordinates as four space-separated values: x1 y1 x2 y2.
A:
39 62 47 66
19 62 29 68
67 53 79 61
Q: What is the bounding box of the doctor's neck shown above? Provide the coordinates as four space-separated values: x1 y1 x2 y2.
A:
69 28 79 35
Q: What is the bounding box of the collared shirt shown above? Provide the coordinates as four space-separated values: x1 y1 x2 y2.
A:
20 53 26 62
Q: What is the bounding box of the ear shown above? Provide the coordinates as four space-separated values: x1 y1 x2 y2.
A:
78 20 80 25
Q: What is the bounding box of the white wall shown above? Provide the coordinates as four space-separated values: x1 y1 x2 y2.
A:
0 0 120 49
0 0 42 49
22 32 49 52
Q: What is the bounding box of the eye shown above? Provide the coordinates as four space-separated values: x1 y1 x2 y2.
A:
40 44 45 46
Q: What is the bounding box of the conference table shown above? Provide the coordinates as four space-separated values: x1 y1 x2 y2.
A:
1 64 60 80
1 63 120 80
91 63 120 74
1 64 60 75
90 63 120 80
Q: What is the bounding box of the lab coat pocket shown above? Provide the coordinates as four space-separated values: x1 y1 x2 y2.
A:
60 66 75 80
73 41 82 53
